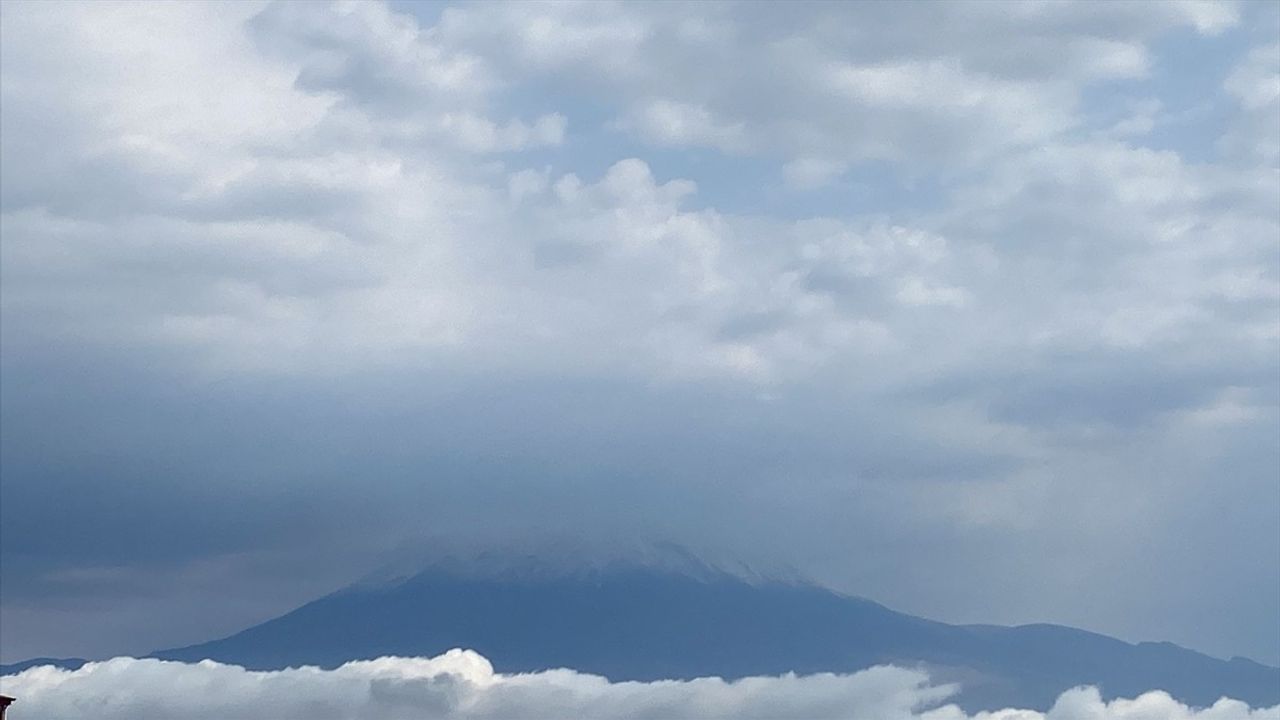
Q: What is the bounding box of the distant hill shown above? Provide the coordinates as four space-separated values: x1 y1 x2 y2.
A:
0 657 87 675
138 560 1280 712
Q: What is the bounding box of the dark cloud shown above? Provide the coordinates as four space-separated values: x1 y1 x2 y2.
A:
1 0 1276 668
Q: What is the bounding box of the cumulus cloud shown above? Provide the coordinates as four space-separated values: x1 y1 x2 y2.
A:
430 0 1239 172
1 0 1270 383
620 99 749 153
1220 43 1280 163
2 652 1276 720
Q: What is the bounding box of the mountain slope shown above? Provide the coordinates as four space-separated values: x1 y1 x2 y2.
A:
150 562 1280 711
0 657 87 676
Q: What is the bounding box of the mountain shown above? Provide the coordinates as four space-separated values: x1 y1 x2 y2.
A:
0 657 87 675
145 559 1280 712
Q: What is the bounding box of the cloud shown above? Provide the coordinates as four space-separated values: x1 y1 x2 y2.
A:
2 652 1276 720
619 99 749 153
782 157 849 189
1220 43 1280 163
1 0 1277 670
430 0 1238 173
1 1 1269 383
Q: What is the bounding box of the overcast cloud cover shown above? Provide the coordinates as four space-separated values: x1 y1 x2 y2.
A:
3 652 1278 720
1 0 1278 674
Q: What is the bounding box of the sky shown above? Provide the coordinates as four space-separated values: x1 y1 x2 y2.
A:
0 0 1277 668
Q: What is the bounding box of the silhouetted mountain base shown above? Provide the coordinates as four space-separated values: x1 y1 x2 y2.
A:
146 562 1280 711
0 658 87 675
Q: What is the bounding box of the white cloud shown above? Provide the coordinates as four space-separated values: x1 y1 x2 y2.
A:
435 112 567 153
1171 0 1242 35
426 1 1237 174
1225 44 1280 110
621 99 748 153
783 157 849 190
2 652 1276 720
438 1 652 72
2 1 1268 384
1220 44 1280 163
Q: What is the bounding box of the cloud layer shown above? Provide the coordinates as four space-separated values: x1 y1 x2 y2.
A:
3 652 1277 720
1 0 1277 667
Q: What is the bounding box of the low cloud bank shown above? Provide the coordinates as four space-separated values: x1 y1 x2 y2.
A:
1 650 1275 720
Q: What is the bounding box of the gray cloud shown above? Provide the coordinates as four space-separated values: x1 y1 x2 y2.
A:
0 0 1276 668
430 0 1237 174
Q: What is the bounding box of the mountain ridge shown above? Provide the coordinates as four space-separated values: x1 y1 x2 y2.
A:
5 557 1277 712
144 559 1280 712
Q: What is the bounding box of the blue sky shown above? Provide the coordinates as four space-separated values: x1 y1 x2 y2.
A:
1 0 1278 667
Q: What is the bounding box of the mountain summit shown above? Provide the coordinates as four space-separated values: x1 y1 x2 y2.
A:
148 558 1280 711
